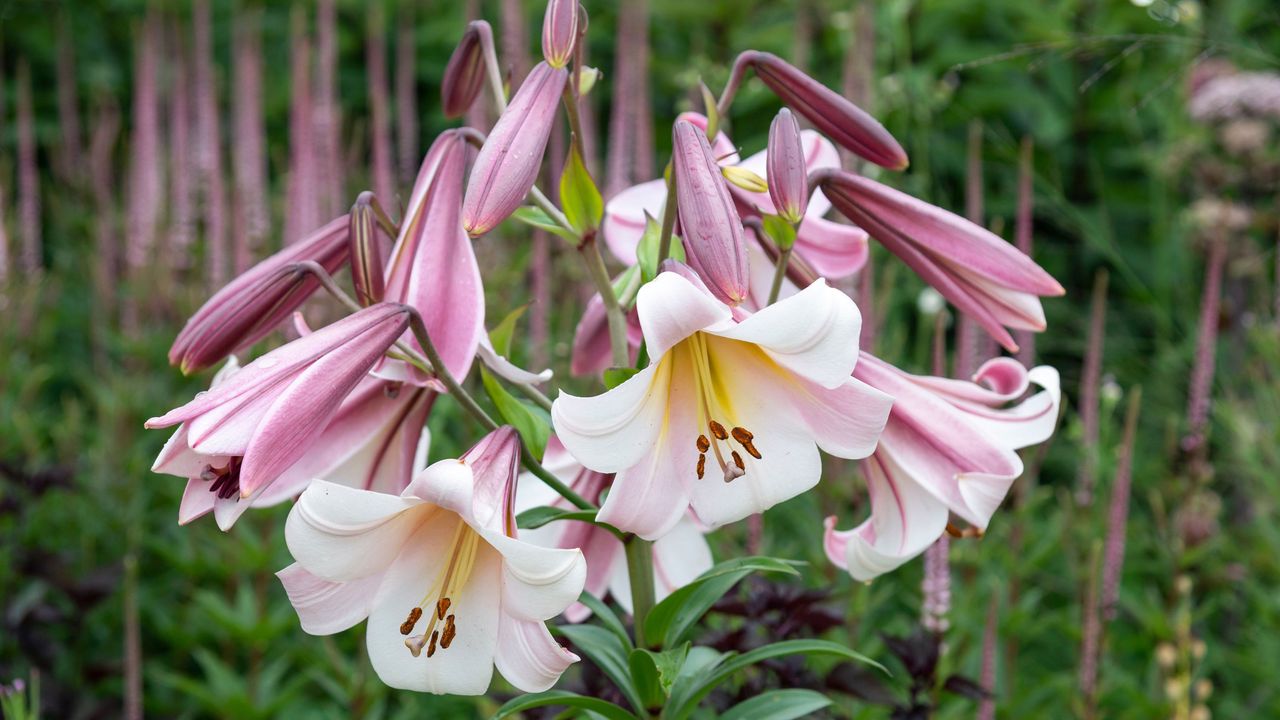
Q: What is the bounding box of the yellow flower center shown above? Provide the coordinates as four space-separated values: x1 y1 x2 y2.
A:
399 516 481 658
673 332 764 483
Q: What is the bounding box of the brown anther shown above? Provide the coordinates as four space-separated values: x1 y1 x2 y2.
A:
741 440 762 460
731 451 745 470
441 614 457 648
436 597 452 620
399 607 423 635
696 435 710 453
945 522 985 539
427 630 440 657
709 420 729 440
696 453 706 479
731 426 754 444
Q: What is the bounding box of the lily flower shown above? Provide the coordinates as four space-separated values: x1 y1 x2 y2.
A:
552 269 891 539
168 214 350 374
517 437 713 622
672 119 750 306
279 427 587 694
817 169 1065 352
825 356 1061 581
379 130 484 387
146 303 412 523
602 113 868 282
441 21 491 119
463 62 569 237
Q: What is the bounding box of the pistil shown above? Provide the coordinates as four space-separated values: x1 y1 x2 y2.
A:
401 519 479 658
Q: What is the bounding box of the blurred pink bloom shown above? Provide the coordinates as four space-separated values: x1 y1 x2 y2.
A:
463 61 568 237
819 170 1064 352
541 0 578 68
147 303 411 523
442 21 491 119
824 356 1060 581
672 119 751 305
553 270 890 539
279 427 586 694
570 291 642 377
516 437 713 622
168 214 351 374
767 108 808 223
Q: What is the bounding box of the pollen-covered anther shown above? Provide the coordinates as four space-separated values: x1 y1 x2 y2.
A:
730 426 753 443
400 607 423 635
945 522 984 539
696 453 707 479
436 597 452 620
709 420 729 441
441 614 457 649
731 451 745 470
427 630 440 658
696 435 710 452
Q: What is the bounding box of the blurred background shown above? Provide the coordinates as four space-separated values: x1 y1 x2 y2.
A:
1 0 1278 717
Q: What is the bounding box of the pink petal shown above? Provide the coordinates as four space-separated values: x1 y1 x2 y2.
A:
793 216 869 279
461 427 522 535
277 563 383 635
602 179 666 265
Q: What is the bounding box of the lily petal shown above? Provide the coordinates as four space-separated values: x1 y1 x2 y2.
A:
285 479 423 582
552 362 669 474
277 563 383 635
495 614 579 692
636 271 733 359
484 530 587 622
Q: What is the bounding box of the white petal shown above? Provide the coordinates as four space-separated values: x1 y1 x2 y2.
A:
277 563 383 635
478 335 554 385
285 480 425 582
636 271 732 359
552 362 669 474
483 530 586 622
494 614 580 693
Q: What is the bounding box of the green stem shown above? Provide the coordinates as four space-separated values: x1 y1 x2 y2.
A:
767 246 793 306
529 186 576 234
625 536 657 649
581 237 630 367
478 21 508 113
657 170 678 263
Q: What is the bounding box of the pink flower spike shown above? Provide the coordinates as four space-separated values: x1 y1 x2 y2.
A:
169 214 351 373
819 170 1064 352
767 109 808 223
148 302 412 509
462 62 569 237
672 119 750 306
740 51 908 170
441 21 491 119
541 0 578 69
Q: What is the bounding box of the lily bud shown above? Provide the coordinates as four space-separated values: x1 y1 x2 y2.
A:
738 51 908 171
671 119 750 306
441 21 491 118
818 169 1065 352
349 193 387 306
463 61 569 237
169 215 351 374
541 0 578 69
767 109 808 224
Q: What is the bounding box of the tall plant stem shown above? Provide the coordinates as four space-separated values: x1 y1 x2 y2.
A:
580 237 630 366
767 246 793 306
657 172 677 263
625 536 657 649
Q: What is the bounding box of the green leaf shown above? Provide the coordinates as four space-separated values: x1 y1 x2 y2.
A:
719 689 833 720
576 592 633 649
667 640 884 720
515 505 599 530
628 649 664 711
555 624 649 716
700 80 720 140
635 212 685 282
645 556 802 649
762 214 797 251
634 644 690 695
560 141 604 233
604 366 641 389
480 368 550 460
512 206 578 242
488 305 528 357
493 690 638 720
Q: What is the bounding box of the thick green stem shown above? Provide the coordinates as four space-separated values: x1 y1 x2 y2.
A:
657 170 678 264
581 237 630 367
767 246 793 305
625 536 657 649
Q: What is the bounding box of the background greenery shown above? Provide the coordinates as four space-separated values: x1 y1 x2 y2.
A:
1 0 1278 717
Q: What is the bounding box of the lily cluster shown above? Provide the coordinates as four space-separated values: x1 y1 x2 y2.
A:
146 0 1064 704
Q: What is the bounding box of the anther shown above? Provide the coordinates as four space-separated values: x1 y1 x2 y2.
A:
731 426 753 444
731 451 745 470
945 522 985 539
741 440 762 460
441 614 457 649
696 435 710 453
436 597 452 620
427 630 440 657
709 420 728 440
400 607 423 635
696 453 706 479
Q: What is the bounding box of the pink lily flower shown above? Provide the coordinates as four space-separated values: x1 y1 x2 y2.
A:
146 303 412 525
378 130 484 387
672 119 751 306
817 169 1065 352
541 0 578 69
825 355 1061 581
168 214 350 374
463 61 569 237
278 427 587 694
552 269 891 539
516 437 713 622
602 113 869 281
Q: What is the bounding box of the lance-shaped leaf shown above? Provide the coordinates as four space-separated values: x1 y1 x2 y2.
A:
560 141 603 234
541 0 578 69
441 21 490 118
671 119 750 306
463 62 569 237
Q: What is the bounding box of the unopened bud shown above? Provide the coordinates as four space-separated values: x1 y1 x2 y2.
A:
441 21 491 118
349 193 387 307
541 0 578 69
671 120 749 306
767 108 808 223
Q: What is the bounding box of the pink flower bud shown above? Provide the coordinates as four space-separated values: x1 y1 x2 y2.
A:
541 0 579 69
463 61 568 237
739 51 908 171
169 215 350 374
671 119 750 306
766 108 808 224
441 21 491 119
349 193 387 306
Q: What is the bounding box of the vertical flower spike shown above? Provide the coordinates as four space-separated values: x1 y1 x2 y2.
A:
168 214 352 373
441 21 491 119
818 169 1064 352
735 51 908 171
462 62 569 237
766 108 808 224
672 119 750 306
279 427 586 694
541 0 578 69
